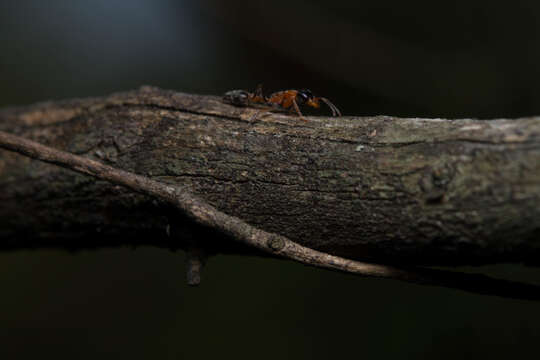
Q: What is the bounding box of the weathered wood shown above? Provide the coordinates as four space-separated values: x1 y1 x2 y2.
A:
1 86 539 265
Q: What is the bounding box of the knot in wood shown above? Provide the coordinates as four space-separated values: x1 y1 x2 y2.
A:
419 163 456 204
267 236 285 252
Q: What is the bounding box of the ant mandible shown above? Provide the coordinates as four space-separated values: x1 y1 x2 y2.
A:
223 85 341 120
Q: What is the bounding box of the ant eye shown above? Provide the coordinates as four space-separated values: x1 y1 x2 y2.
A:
296 89 312 103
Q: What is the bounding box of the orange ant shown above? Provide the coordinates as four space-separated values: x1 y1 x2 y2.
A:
223 85 341 120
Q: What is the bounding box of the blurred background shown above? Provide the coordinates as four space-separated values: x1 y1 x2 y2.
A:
1 0 540 358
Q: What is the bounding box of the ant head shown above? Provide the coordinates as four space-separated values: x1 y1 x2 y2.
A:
223 90 250 106
297 89 321 109
296 89 314 104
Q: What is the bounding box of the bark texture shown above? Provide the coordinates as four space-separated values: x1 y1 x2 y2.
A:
1 87 539 265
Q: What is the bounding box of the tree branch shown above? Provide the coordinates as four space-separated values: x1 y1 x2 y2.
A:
1 87 540 298
2 87 539 265
2 129 540 301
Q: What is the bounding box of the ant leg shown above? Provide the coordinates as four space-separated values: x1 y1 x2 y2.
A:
251 84 266 104
292 99 307 121
248 110 262 121
254 84 264 97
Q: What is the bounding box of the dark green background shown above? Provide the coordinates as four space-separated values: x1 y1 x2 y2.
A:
1 1 539 358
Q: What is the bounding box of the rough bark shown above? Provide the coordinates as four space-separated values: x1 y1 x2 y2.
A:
1 86 539 265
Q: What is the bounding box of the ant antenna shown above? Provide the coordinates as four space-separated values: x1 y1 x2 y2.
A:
319 97 342 117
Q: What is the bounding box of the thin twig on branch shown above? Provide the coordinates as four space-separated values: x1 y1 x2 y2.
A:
1 129 539 301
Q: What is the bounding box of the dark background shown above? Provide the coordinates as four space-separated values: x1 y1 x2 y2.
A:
1 1 540 358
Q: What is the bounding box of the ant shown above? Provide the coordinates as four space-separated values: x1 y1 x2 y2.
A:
223 85 341 120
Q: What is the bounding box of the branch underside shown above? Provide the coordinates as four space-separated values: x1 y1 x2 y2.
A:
1 87 540 267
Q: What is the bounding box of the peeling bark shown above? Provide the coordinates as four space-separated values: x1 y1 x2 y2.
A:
1 87 539 265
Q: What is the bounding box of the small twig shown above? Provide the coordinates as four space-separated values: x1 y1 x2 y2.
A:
1 130 539 301
185 246 206 286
